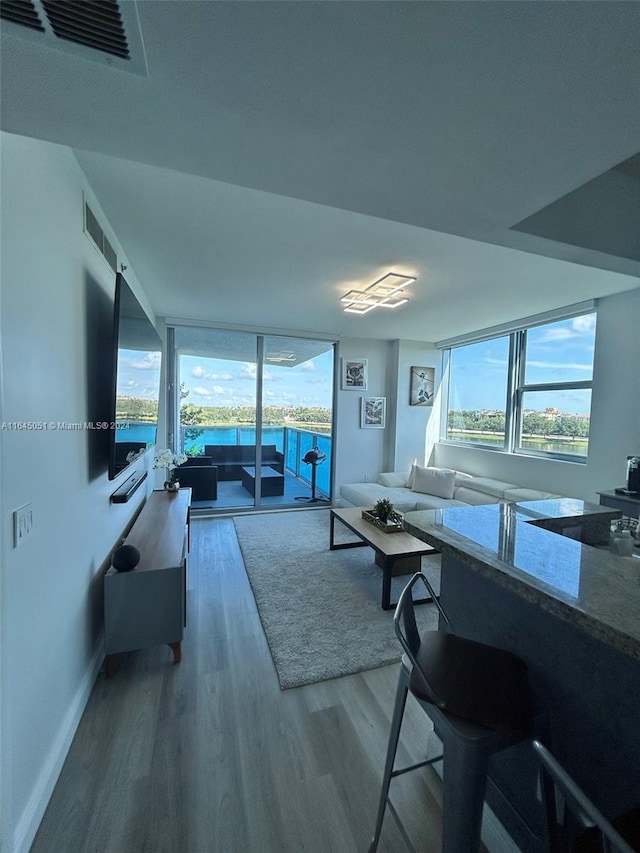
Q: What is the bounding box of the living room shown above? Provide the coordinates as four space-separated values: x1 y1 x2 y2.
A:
1 3 639 852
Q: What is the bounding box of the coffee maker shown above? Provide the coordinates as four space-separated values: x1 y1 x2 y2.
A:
627 456 640 495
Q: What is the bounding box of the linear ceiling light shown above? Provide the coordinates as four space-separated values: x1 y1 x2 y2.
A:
341 272 416 314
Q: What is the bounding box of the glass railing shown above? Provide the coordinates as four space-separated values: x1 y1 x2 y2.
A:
180 424 332 497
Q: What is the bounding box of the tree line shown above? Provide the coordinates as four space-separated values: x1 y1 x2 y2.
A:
180 404 332 426
448 410 589 440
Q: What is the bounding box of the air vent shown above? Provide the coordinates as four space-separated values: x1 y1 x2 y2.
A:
41 0 128 60
84 201 118 274
0 0 44 30
0 0 147 75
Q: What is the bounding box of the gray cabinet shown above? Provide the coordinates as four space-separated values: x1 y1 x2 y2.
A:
104 489 191 673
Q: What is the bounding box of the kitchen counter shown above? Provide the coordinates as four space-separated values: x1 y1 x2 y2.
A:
403 500 640 661
402 499 640 851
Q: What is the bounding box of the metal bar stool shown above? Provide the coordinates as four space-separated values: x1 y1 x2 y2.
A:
533 740 640 853
368 572 536 853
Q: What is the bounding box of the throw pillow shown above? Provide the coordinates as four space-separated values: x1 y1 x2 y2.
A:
407 463 417 489
411 466 456 499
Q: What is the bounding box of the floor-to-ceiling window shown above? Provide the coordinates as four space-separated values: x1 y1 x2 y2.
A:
168 325 335 511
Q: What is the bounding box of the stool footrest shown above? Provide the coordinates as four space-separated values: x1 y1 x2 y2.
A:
390 754 443 780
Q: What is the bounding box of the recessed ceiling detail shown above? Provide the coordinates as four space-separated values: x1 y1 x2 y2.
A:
511 152 640 263
0 0 147 74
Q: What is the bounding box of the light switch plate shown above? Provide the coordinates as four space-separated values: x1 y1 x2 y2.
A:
13 503 33 547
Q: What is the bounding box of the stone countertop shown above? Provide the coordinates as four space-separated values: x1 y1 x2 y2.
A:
403 501 640 662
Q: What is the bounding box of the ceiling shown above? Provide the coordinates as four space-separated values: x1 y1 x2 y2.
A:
1 1 639 342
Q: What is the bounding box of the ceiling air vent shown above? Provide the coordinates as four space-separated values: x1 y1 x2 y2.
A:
0 0 147 75
0 0 44 31
84 201 118 274
41 0 128 60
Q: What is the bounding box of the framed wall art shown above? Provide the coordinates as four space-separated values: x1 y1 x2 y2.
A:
410 366 435 406
341 358 368 390
361 396 386 429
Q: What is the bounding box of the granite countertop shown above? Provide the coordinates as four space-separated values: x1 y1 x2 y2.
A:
403 501 640 662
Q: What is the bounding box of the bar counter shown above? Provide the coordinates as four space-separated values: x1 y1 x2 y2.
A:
402 499 640 852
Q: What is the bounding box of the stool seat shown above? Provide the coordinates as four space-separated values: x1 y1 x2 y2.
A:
368 572 538 853
410 631 534 737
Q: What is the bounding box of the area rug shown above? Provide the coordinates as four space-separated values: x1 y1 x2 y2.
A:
233 509 441 689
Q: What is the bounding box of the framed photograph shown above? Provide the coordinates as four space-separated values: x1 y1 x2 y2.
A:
410 366 435 406
361 396 386 429
342 358 368 390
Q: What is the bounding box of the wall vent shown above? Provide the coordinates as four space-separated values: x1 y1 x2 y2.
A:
0 0 147 75
0 0 44 31
41 0 129 60
84 201 118 274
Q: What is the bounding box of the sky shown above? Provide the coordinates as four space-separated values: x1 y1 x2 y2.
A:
179 348 335 410
447 314 596 414
116 349 162 400
118 314 596 417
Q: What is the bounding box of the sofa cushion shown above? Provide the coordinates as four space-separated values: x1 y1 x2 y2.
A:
412 466 456 499
503 487 562 502
339 483 419 513
378 471 409 488
453 486 501 505
462 477 519 500
414 495 470 510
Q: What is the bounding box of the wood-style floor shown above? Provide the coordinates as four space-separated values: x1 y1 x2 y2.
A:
30 516 445 853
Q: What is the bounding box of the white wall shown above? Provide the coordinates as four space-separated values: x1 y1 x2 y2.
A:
0 132 154 853
334 338 441 495
432 287 640 501
334 338 390 492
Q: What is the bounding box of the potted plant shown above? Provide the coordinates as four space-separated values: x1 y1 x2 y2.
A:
362 498 403 532
374 497 394 523
154 449 188 492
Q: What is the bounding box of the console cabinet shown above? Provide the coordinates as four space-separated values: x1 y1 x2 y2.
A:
104 488 191 674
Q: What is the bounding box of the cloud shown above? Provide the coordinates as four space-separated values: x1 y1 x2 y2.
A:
191 365 233 381
537 314 596 342
237 363 275 381
192 386 211 397
126 352 161 370
300 360 315 372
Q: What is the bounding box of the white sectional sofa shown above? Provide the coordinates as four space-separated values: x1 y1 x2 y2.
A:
339 464 562 513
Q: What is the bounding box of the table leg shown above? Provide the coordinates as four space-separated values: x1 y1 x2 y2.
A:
380 554 437 611
329 512 369 551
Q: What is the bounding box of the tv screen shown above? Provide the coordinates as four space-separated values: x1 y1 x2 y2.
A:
108 273 163 480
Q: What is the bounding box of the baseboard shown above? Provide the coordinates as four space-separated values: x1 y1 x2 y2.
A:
13 633 104 853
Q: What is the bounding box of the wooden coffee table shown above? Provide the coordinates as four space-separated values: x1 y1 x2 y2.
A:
330 506 438 610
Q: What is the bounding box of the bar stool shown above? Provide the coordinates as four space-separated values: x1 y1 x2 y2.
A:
533 740 640 853
368 572 536 853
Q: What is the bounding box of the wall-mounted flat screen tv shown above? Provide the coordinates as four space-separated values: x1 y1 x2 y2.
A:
108 273 163 480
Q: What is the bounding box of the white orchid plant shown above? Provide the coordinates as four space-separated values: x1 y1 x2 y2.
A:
153 449 188 486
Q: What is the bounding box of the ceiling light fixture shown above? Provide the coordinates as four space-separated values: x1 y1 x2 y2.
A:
341 272 416 314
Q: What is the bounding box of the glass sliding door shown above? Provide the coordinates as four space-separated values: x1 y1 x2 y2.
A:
170 325 335 511
262 336 335 504
174 326 258 510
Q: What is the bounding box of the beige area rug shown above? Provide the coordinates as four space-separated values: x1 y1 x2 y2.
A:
233 509 441 689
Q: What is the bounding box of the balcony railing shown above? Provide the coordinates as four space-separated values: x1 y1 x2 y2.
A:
180 424 332 497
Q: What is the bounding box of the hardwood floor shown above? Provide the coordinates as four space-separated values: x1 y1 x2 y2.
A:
30 516 444 853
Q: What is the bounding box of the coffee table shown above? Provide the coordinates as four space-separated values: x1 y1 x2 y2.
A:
241 465 285 497
330 506 438 610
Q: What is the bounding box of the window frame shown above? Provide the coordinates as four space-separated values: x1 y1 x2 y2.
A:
441 312 596 464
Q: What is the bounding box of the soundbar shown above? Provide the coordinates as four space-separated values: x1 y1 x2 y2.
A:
110 470 148 504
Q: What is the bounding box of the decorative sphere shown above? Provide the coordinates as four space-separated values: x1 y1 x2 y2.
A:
112 544 141 572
